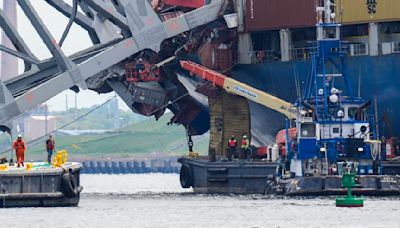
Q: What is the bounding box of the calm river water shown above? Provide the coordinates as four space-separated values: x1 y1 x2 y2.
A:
0 174 399 228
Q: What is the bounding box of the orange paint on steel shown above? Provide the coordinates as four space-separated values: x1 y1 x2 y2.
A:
164 0 205 9
180 60 226 87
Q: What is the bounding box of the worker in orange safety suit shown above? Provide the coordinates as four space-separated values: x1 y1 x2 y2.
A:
13 134 26 167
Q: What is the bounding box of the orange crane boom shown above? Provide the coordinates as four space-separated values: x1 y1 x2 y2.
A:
180 60 297 119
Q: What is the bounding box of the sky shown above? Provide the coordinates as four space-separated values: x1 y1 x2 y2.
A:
1 0 129 111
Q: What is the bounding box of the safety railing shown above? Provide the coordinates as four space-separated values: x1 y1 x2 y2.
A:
290 47 317 61
349 43 369 56
249 43 378 63
249 50 281 64
381 41 400 55
392 41 400 53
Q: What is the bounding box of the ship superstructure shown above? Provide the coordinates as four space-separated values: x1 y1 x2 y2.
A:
287 2 379 177
233 0 400 144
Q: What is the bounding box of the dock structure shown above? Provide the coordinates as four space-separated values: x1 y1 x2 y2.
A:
81 159 181 174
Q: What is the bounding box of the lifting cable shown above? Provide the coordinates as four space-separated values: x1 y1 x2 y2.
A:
58 0 78 47
126 91 191 153
0 96 115 155
54 91 191 154
0 88 191 156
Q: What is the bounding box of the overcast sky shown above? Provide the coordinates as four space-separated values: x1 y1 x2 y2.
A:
1 0 129 111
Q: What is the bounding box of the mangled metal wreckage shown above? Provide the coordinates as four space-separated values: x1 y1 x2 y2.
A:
0 0 235 137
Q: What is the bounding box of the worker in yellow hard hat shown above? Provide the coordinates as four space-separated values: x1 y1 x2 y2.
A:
240 134 250 160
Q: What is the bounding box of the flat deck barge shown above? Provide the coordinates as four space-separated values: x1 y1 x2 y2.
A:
179 157 400 196
0 162 82 207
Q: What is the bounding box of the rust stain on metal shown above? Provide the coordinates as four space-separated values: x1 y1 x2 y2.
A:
146 17 155 26
125 39 135 48
166 20 180 31
51 38 60 48
25 91 33 103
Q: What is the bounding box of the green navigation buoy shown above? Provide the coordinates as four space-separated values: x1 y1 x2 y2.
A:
336 172 364 207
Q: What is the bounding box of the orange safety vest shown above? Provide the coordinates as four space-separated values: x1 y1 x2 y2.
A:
13 140 26 154
241 138 249 149
228 139 237 147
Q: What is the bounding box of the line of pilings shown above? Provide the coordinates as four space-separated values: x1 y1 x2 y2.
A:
80 159 181 174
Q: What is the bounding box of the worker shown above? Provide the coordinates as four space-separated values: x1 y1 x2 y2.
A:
135 58 145 80
227 135 237 161
13 134 26 168
240 134 250 159
256 51 265 63
46 135 55 164
276 156 285 177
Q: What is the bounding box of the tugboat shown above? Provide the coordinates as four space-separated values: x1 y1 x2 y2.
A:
267 3 400 196
0 151 82 207
178 0 400 196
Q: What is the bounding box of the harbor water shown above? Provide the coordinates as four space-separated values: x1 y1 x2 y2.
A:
0 174 399 228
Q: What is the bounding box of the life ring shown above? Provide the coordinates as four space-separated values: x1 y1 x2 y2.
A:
180 164 193 188
62 173 79 197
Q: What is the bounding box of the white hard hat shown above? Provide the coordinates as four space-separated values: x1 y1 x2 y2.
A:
329 94 339 103
17 134 22 138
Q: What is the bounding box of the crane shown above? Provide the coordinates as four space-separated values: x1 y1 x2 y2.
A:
180 60 298 120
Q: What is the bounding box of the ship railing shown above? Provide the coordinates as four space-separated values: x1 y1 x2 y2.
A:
349 43 369 56
290 47 317 61
249 50 281 63
392 41 400 53
381 41 400 55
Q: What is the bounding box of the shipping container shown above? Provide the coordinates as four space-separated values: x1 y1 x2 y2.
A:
159 11 185 21
336 0 400 24
245 0 316 32
199 43 234 71
164 0 205 9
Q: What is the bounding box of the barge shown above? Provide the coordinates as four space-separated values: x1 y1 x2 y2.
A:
0 162 82 208
179 157 400 196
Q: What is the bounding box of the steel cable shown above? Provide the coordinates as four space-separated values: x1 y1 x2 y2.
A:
0 96 115 155
58 0 78 47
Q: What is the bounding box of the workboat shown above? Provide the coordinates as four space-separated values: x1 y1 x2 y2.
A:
178 1 400 196
0 158 82 207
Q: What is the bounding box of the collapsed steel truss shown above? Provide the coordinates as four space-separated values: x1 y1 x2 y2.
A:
0 0 224 131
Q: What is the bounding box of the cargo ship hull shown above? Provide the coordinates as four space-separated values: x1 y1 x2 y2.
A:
231 54 400 146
